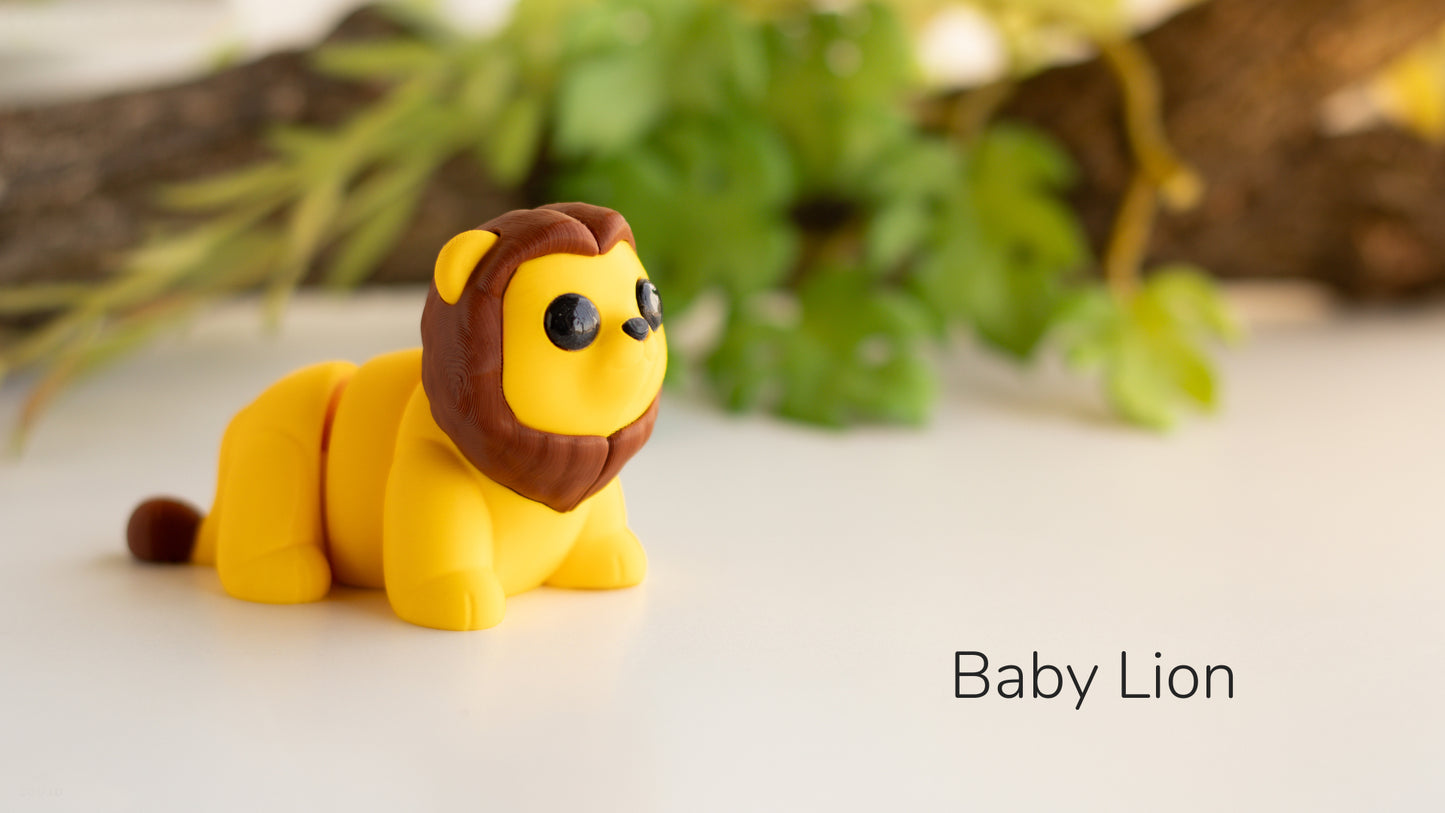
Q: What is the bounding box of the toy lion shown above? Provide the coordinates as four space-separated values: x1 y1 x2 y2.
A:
126 203 666 630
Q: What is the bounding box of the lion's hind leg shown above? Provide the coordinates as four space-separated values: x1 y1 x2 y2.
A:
214 362 355 605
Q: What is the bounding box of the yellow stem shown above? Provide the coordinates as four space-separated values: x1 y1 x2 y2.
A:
1104 172 1157 298
1097 37 1202 211
0 283 94 315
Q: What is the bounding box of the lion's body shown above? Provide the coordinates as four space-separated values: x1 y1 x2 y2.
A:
188 348 645 628
127 203 662 631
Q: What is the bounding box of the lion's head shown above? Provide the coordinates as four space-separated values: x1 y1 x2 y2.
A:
420 203 666 513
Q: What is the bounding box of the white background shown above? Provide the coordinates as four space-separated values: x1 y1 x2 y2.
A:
1 289 1441 810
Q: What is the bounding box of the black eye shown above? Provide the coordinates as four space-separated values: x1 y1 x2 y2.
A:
636 279 663 331
543 294 600 351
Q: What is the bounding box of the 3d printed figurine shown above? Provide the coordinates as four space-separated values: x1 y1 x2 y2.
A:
126 203 666 630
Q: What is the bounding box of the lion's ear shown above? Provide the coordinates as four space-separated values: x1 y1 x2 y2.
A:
433 230 499 304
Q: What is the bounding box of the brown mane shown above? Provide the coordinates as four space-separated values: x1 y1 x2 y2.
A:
419 203 659 513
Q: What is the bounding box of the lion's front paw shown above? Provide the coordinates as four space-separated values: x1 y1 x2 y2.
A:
387 567 506 631
546 531 648 590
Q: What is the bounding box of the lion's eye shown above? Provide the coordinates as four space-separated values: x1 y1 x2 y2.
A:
636 279 663 331
544 294 600 351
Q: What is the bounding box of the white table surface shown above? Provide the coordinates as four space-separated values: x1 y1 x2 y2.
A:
2 289 1442 811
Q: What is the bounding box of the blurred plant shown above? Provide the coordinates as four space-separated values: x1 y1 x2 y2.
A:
0 0 1236 441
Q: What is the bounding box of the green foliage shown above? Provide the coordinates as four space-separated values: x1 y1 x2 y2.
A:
707 270 938 426
911 125 1087 358
1059 266 1241 429
0 0 1233 437
555 1 1102 425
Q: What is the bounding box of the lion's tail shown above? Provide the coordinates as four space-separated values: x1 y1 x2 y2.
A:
126 497 202 563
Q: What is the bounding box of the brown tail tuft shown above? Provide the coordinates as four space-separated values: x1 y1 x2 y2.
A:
127 498 201 563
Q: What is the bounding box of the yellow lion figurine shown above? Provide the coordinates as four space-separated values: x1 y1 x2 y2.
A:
125 203 666 630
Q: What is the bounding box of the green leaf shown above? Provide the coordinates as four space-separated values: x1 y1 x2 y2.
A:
976 122 1077 189
843 2 916 100
665 4 768 114
865 199 929 271
1056 271 1236 429
455 46 518 123
371 0 459 44
706 268 938 427
485 94 545 185
724 11 768 101
1154 330 1216 408
1145 263 1242 343
312 40 441 81
109 207 273 308
706 304 785 413
907 123 1088 359
873 352 938 424
322 193 420 289
864 136 959 202
553 49 665 157
265 126 335 163
1104 328 1179 430
1052 286 1116 369
157 164 298 211
265 180 343 321
332 158 435 234
0 283 98 315
757 2 918 187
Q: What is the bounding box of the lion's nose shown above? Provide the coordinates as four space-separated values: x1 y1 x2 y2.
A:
621 317 650 341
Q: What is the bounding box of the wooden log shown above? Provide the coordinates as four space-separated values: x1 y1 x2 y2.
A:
0 9 516 297
1003 0 1445 300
